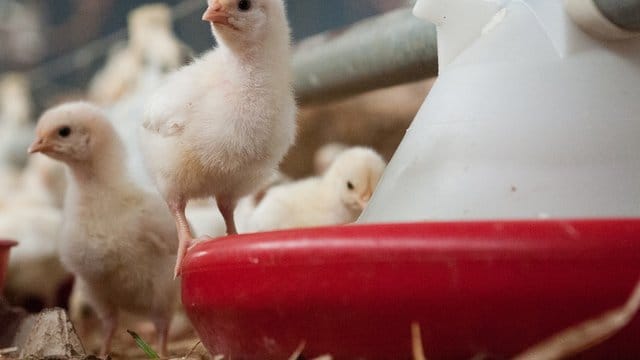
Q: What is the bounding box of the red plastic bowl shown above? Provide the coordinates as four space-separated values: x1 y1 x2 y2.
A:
0 239 17 293
182 219 640 359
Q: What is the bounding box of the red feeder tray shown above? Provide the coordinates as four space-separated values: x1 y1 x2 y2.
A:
0 239 17 293
181 219 640 359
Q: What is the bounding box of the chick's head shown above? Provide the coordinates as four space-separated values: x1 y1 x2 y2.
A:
203 0 288 44
29 102 112 163
324 147 387 213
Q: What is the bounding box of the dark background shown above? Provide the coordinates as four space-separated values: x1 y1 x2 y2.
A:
1 0 408 70
0 0 408 109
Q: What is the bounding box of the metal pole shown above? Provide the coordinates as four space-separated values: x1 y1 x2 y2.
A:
292 7 438 105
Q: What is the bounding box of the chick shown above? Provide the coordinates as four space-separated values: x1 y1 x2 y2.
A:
29 102 178 356
140 0 296 275
241 147 386 232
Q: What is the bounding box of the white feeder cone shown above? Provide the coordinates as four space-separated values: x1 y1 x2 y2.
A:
360 0 640 223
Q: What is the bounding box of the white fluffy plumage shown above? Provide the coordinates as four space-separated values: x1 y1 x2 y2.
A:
30 102 178 356
139 0 296 275
240 147 386 232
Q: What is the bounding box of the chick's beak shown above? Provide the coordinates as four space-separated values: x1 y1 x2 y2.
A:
356 193 372 210
202 2 231 26
28 138 51 154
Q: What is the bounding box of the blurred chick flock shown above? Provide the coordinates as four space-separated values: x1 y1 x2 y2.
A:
0 0 399 357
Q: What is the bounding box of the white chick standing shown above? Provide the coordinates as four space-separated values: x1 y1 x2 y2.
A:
241 147 386 232
140 0 296 276
29 102 178 357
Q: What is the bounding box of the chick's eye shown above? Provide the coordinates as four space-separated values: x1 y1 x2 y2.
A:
347 181 354 190
238 0 251 11
58 126 71 138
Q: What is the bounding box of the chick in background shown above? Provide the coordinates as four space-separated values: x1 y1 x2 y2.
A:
239 147 386 233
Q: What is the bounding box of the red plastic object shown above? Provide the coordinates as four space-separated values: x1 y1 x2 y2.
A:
0 239 17 292
182 219 640 359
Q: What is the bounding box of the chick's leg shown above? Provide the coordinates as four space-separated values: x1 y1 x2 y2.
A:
100 311 118 356
152 316 170 358
217 198 238 235
69 279 96 343
168 199 192 277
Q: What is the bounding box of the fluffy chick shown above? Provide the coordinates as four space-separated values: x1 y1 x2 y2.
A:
241 147 386 232
140 0 296 275
29 102 178 356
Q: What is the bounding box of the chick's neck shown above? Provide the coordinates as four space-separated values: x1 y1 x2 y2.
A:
214 25 292 77
67 138 129 188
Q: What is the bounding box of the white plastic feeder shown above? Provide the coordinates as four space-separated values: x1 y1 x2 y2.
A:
360 0 640 223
